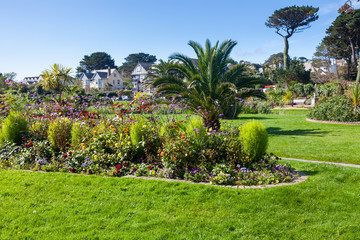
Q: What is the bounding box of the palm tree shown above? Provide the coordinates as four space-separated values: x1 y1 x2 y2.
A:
152 39 265 130
41 63 73 103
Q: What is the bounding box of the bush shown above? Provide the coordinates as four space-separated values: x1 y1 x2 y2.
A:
307 96 360 122
71 121 92 149
129 117 147 145
1 111 28 144
48 118 72 151
239 120 268 162
185 116 206 137
29 119 49 141
241 101 272 114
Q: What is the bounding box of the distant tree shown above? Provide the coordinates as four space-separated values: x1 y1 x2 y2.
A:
118 53 156 76
264 52 284 67
322 9 360 81
273 59 311 86
76 52 116 75
265 6 319 70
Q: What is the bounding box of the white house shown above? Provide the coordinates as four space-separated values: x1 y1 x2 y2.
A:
131 62 153 94
80 67 123 92
23 76 42 85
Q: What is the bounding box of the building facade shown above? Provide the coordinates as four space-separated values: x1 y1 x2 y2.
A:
80 67 123 92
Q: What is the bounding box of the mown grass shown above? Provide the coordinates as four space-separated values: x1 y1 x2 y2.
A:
223 109 360 164
0 160 359 239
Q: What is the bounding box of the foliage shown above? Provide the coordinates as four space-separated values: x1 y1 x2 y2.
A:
71 121 92 149
41 64 73 95
47 118 72 151
349 82 360 110
129 117 147 145
307 95 360 122
0 111 28 144
322 9 360 81
265 5 319 69
241 100 272 114
239 120 268 162
273 59 311 85
76 52 116 74
153 39 265 129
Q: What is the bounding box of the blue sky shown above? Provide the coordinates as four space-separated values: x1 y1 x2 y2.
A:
1 0 358 81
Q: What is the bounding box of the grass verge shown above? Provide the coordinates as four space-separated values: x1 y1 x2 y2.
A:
0 160 359 239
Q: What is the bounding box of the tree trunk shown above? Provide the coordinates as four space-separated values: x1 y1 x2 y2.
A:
349 37 357 68
283 37 289 70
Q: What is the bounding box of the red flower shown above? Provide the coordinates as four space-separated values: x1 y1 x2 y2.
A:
125 162 129 166
68 151 72 155
29 141 32 144
117 164 123 170
69 169 74 172
132 167 137 172
147 166 152 169
24 138 27 141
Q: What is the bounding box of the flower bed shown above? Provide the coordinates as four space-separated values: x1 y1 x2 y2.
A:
0 93 298 186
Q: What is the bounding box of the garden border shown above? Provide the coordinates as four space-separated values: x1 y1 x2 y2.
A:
124 170 308 189
306 118 360 125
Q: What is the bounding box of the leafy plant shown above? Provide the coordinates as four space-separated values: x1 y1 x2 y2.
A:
47 118 72 151
239 120 268 162
0 111 28 144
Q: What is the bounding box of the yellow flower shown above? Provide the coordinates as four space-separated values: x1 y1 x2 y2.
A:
115 143 120 147
142 125 146 128
119 133 123 139
127 141 131 146
81 143 85 147
118 153 122 157
93 131 97 135
93 155 98 159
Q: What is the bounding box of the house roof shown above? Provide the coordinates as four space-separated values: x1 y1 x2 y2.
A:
138 62 153 70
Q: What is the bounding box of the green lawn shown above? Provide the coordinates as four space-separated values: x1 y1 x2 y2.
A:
0 160 359 239
224 109 360 164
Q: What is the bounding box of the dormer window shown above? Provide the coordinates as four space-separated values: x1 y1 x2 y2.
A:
137 66 141 72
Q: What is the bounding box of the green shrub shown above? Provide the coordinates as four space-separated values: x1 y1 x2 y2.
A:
48 118 72 151
307 96 359 122
130 117 147 145
239 120 268 162
71 121 92 149
241 101 272 114
1 111 28 144
185 116 206 137
29 119 49 141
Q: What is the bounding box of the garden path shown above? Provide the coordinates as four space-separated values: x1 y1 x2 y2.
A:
282 157 360 168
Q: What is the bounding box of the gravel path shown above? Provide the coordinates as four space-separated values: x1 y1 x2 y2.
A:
281 157 360 169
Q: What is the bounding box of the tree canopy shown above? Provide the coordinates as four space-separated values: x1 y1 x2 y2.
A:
322 9 360 81
118 53 156 76
266 5 319 69
76 52 116 74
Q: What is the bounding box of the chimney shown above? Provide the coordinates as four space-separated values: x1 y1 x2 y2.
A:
107 66 111 77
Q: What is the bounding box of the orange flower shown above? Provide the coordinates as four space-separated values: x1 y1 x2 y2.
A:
160 152 165 157
173 157 176 161
111 129 115 132
181 135 185 139
82 146 86 150
170 138 173 142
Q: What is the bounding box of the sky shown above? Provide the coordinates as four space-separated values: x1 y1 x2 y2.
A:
1 0 359 81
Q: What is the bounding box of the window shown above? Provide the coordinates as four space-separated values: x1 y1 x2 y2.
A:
137 66 141 72
114 73 117 77
113 80 115 84
118 80 120 84
99 80 102 86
